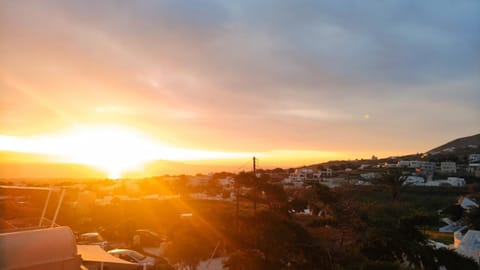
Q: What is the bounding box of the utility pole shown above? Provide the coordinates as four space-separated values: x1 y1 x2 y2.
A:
253 156 257 216
235 175 239 233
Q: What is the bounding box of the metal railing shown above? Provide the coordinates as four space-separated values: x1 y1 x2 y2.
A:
0 185 65 231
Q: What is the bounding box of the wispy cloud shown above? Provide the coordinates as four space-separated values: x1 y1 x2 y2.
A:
0 0 478 156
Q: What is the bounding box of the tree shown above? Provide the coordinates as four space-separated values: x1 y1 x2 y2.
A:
443 204 464 222
357 205 438 269
254 211 331 269
433 247 477 270
223 250 264 270
235 171 255 187
374 169 406 203
466 206 480 230
164 226 214 270
259 183 288 212
206 178 221 196
228 210 333 270
175 175 189 195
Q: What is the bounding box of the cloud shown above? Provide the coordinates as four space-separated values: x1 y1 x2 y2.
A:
0 0 478 154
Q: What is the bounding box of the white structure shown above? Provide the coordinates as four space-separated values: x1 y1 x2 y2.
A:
439 218 466 233
459 197 479 210
397 160 411 168
360 172 381 180
382 163 397 168
317 168 333 177
409 160 423 168
427 177 465 187
78 245 138 270
358 164 370 170
406 177 465 187
288 168 314 182
440 162 457 173
402 160 436 173
403 176 425 185
419 162 435 174
0 227 81 270
445 177 466 187
442 147 456 153
286 168 332 184
468 163 480 177
355 180 372 186
469 154 480 164
218 177 234 188
454 230 480 261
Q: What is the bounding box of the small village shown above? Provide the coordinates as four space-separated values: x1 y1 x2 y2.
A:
2 144 480 269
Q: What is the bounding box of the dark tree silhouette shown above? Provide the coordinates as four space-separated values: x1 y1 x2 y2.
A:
374 169 406 203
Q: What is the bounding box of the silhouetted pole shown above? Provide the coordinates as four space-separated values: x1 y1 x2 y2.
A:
235 177 239 232
253 156 257 216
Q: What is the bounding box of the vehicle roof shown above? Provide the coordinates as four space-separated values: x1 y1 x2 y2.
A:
81 232 100 236
135 229 159 235
108 249 135 254
1 227 79 269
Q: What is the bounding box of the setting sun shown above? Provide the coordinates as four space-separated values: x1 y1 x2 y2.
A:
59 125 161 179
0 125 254 178
0 2 478 270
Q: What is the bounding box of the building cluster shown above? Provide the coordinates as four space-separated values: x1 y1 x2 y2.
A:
283 168 333 185
468 154 480 177
279 153 480 189
437 196 480 262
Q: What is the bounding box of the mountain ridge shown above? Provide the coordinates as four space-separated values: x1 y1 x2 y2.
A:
428 133 480 155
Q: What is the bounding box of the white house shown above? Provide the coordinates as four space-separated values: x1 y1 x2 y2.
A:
313 168 333 178
444 177 466 187
360 172 381 180
382 163 397 168
286 168 332 184
403 176 425 185
409 160 423 168
469 154 480 164
458 197 479 210
406 177 465 187
425 177 466 187
419 162 435 175
403 161 435 175
440 161 457 174
358 164 371 170
468 163 480 177
218 177 234 188
454 230 480 262
397 160 411 168
288 168 314 182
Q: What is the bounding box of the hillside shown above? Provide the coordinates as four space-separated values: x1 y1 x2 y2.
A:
428 133 480 155
303 133 480 169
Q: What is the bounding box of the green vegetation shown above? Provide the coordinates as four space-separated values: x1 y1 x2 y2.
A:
3 174 478 270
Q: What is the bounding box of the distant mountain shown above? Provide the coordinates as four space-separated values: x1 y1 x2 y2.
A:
128 159 242 177
428 133 480 155
0 162 106 180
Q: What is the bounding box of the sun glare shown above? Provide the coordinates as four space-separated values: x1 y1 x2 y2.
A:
0 124 251 178
108 170 121 180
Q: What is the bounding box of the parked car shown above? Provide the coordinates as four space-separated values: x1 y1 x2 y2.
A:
78 232 110 249
133 229 164 247
107 249 155 269
107 249 173 270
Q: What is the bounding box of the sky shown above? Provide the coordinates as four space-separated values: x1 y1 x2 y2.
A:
0 1 479 178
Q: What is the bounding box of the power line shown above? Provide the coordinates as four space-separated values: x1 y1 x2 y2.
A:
232 160 250 173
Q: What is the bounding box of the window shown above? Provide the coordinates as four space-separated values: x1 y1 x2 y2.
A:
120 254 137 263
